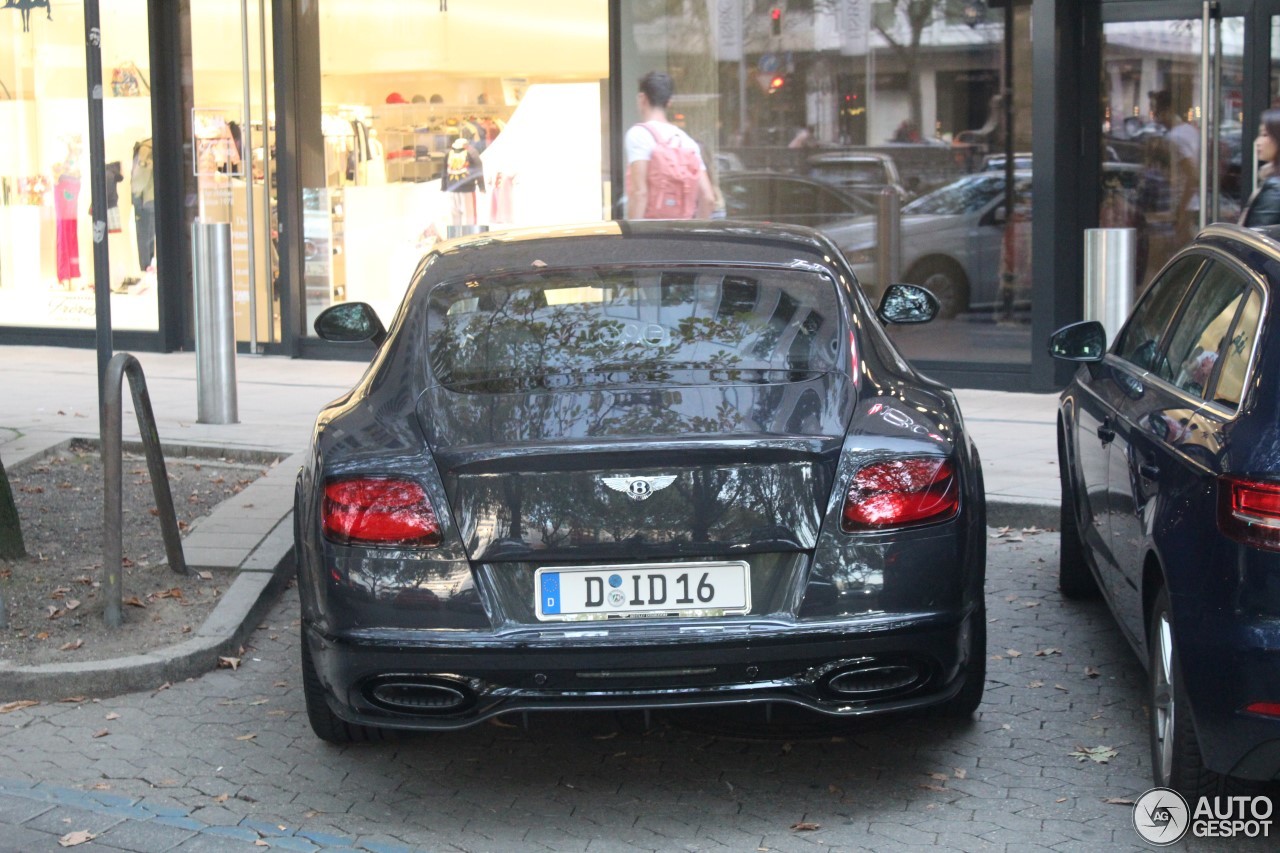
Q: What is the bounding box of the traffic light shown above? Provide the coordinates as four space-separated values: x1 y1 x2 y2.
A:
770 7 782 36
768 74 785 94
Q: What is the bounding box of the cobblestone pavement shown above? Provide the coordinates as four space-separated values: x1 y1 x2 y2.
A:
0 530 1274 852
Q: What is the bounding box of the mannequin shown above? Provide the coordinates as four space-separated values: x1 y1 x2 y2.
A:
52 136 82 288
131 138 155 270
441 137 484 238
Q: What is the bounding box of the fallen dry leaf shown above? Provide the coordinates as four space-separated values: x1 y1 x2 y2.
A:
198 571 214 581
92 729 109 739
928 772 948 782
953 768 967 779
1084 666 1101 678
214 793 229 803
1006 649 1022 658
58 830 95 847
235 733 256 741
60 639 84 652
1069 745 1118 764
917 783 947 792
1103 797 1135 805
1034 648 1062 657
218 656 241 670
1054 684 1069 691
1028 680 1044 689
59 696 87 704
124 596 147 608
0 700 39 714
791 822 820 831
1057 797 1068 803
91 783 110 791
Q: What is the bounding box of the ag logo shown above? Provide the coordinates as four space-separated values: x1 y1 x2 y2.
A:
1133 787 1190 845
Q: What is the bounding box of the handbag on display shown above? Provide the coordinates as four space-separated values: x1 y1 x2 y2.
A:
110 62 150 97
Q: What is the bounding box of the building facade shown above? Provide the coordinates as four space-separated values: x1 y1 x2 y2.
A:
1 1 1277 390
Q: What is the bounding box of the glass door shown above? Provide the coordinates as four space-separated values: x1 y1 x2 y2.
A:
1099 3 1246 289
188 0 276 351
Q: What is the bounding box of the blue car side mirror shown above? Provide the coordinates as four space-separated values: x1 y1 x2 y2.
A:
1048 320 1106 362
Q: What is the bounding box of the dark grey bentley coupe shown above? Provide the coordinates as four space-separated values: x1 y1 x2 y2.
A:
294 220 986 742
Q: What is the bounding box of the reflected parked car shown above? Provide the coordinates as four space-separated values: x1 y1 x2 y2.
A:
841 171 1033 318
719 170 876 230
295 220 987 742
1050 223 1280 799
806 151 908 202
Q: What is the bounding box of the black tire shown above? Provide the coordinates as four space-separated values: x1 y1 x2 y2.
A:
1058 425 1100 600
300 629 389 745
908 259 969 319
936 604 987 718
1148 587 1258 799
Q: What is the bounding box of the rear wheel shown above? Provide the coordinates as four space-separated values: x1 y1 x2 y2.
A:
301 629 389 745
908 259 969 319
1148 587 1257 798
936 604 986 718
1058 425 1100 599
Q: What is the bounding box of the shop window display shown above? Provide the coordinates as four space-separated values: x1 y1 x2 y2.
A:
309 0 609 330
0 2 158 331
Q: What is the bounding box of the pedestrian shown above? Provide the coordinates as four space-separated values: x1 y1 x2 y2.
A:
1241 109 1280 227
624 71 715 219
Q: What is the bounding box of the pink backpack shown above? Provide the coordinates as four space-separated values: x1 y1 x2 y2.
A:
639 123 702 219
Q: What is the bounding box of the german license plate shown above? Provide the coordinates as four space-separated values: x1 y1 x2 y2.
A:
535 561 751 622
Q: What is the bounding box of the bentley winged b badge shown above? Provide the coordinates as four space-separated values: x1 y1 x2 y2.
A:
601 474 677 501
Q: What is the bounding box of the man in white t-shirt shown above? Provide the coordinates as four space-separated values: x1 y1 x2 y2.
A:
1151 89 1200 242
625 71 716 219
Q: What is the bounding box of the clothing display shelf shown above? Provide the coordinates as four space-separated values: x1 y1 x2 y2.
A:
372 103 511 184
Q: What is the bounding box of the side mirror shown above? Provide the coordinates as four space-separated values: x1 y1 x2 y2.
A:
314 302 387 347
991 205 1007 226
1048 320 1106 362
877 283 939 325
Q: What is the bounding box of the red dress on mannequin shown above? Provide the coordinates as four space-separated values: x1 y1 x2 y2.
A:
55 173 81 284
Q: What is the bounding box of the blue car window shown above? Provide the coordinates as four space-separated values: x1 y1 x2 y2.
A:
427 266 844 391
1113 255 1203 373
1158 262 1250 399
1206 287 1262 410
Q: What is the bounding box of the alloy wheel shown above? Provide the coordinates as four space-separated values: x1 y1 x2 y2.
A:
1151 608 1175 786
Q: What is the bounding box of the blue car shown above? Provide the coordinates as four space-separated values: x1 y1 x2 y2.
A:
1049 223 1280 798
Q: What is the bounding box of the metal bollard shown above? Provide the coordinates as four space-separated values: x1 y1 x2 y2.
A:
876 187 902 292
191 221 239 424
1083 228 1136 346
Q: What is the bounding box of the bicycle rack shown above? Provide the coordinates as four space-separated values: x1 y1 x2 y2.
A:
103 352 189 628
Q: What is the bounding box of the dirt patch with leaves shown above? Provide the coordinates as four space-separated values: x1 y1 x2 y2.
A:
0 440 278 668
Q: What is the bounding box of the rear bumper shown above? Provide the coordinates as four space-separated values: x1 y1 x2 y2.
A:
1178 610 1280 781
303 609 980 731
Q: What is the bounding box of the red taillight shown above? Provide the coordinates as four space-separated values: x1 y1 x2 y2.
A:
841 457 959 532
1243 702 1280 718
322 477 442 548
1217 475 1280 553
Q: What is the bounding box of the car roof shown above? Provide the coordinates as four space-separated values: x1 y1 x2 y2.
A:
424 220 849 280
807 151 892 164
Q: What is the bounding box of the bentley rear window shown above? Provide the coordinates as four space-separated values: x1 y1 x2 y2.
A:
427 266 843 391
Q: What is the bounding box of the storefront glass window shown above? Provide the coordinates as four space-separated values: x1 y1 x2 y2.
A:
308 0 610 330
0 2 157 331
189 0 276 347
620 0 1035 366
1100 16 1244 292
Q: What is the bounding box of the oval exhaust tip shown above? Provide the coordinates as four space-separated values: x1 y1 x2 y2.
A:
826 664 920 697
370 680 472 714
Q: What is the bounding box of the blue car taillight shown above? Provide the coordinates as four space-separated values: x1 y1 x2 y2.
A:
1217 475 1280 553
